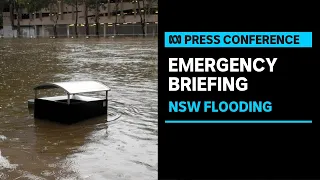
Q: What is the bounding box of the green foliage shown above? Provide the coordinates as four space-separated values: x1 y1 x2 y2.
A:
65 0 104 11
22 0 50 12
0 1 4 27
11 0 54 12
64 0 82 7
0 1 6 11
84 0 107 11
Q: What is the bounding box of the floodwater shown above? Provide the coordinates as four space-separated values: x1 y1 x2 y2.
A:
0 38 158 179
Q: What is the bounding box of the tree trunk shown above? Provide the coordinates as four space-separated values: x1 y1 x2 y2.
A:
95 22 99 37
141 22 145 37
53 13 59 38
114 14 117 35
16 6 21 38
142 0 146 37
75 0 78 38
53 24 57 37
9 2 15 30
95 1 99 37
137 0 146 38
84 1 89 36
114 1 119 36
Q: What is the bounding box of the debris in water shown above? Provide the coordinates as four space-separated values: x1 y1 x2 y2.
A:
0 135 7 141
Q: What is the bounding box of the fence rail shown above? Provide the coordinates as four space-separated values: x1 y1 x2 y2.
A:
1 23 158 38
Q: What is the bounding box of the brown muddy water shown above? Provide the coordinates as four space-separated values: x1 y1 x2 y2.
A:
0 38 158 179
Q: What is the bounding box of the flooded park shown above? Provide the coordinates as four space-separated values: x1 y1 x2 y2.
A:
0 38 158 179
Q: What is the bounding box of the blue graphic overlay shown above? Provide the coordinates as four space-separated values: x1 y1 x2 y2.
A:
164 32 312 48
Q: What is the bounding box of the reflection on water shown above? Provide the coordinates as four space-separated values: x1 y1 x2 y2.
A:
0 38 158 179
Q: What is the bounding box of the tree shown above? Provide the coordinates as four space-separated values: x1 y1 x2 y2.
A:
1 0 16 35
52 3 59 38
15 0 24 38
136 0 146 37
0 13 2 29
113 0 120 36
0 1 4 28
65 0 81 37
137 0 156 37
0 0 6 14
83 0 104 37
83 0 89 36
1 0 51 37
94 0 99 37
93 0 108 37
8 0 14 32
0 0 17 37
0 1 5 11
68 0 101 37
46 0 60 37
13 0 48 38
24 0 48 12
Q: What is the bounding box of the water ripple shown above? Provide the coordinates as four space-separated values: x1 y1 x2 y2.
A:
0 38 157 179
